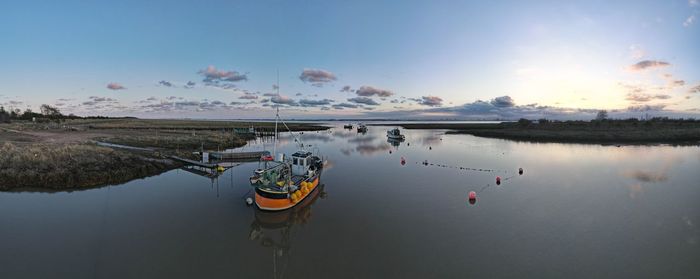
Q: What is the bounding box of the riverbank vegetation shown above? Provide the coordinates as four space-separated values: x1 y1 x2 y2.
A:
0 114 330 190
0 142 177 191
386 117 700 144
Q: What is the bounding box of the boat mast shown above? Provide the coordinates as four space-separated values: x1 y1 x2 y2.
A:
273 70 279 159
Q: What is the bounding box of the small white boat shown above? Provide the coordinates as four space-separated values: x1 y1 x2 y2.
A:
386 128 405 140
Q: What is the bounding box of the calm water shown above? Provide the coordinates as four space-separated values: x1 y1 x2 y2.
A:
2 124 699 278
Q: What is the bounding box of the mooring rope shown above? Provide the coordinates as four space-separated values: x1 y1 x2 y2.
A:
413 161 508 173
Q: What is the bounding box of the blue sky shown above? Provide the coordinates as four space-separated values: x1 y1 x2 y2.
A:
1 0 698 119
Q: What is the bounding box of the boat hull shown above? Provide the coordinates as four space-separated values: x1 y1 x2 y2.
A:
255 173 321 211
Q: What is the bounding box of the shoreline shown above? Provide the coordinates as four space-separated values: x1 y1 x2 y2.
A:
0 119 330 191
372 120 700 145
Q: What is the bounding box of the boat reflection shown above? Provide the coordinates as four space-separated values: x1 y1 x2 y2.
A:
387 137 404 147
248 184 326 278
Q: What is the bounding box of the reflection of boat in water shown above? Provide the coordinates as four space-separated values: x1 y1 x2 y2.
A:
387 137 404 147
249 184 325 278
386 128 405 140
343 123 353 129
357 123 367 133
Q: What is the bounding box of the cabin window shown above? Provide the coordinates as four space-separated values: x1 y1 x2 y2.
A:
293 158 298 165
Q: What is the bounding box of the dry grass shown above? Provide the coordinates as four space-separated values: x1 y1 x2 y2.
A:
95 129 252 150
58 118 329 131
0 142 178 190
0 119 330 190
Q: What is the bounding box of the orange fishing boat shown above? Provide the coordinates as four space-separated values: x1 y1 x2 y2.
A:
251 151 323 211
249 102 325 211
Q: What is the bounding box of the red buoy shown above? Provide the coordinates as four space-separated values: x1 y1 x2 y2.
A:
468 191 477 200
496 176 501 185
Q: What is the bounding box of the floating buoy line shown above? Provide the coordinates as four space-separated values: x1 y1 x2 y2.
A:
397 156 524 206
410 159 507 173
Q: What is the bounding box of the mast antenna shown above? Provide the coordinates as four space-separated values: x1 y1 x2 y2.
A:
273 69 279 158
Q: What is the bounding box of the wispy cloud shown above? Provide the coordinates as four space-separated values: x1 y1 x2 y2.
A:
299 98 334 107
625 93 672 102
332 103 359 109
299 68 337 86
239 93 258 100
82 96 118 106
684 14 696 27
689 84 700 94
271 94 298 105
340 85 353 92
348 96 379 106
158 80 174 87
355 86 394 97
198 65 247 89
628 60 671 71
417 96 443 107
106 82 126 90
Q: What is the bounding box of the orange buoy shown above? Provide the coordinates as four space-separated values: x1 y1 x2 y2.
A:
496 176 501 185
518 168 523 175
468 191 476 200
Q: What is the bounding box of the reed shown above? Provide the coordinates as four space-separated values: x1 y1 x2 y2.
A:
0 142 177 190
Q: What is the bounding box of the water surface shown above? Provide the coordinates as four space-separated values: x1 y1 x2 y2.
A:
2 123 699 278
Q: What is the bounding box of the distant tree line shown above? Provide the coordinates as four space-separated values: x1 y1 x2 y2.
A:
514 110 699 128
0 104 136 123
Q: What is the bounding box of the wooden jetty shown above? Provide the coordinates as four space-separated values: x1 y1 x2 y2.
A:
169 156 220 168
170 155 242 168
232 126 278 136
209 150 270 160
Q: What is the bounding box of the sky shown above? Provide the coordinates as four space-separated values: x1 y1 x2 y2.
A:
1 0 699 120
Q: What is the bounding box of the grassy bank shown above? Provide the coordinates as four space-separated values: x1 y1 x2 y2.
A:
0 119 329 191
60 118 329 131
0 142 179 190
95 129 254 150
383 119 700 144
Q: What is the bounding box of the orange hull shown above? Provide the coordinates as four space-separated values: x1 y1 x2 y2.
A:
255 176 320 211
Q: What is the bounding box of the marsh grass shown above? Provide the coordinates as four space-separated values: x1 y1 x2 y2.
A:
389 119 700 144
0 142 177 190
96 130 253 150
0 119 329 190
61 118 329 131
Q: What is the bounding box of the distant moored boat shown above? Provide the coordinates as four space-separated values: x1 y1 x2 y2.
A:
386 128 405 140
